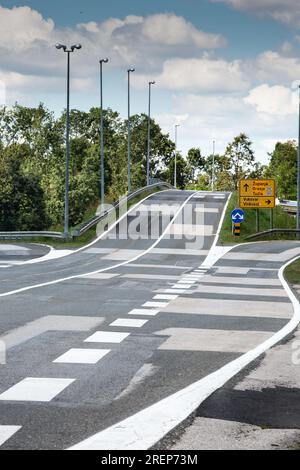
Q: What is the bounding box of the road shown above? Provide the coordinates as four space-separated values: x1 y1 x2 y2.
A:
0 188 299 450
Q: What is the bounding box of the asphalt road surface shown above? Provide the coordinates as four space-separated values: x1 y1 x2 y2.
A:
0 189 299 450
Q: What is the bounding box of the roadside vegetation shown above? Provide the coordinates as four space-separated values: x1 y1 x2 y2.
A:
219 192 296 245
0 104 298 240
285 259 300 285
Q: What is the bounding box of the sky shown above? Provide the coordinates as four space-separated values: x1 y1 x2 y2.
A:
1 0 300 163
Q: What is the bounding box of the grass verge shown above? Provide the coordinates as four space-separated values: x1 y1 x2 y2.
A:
284 259 300 285
219 192 296 245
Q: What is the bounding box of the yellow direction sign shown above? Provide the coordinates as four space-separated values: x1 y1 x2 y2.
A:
239 179 275 197
240 196 275 209
239 179 276 209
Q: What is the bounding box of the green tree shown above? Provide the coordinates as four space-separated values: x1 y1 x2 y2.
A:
0 144 48 230
224 133 255 189
267 141 297 199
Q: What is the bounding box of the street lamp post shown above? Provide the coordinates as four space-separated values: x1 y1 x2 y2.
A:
174 124 180 188
99 58 109 211
55 43 82 237
127 68 135 193
147 81 155 186
212 140 216 192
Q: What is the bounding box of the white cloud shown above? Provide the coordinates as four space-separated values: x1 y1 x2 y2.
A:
0 6 54 50
210 0 300 27
132 56 249 92
244 84 298 115
253 51 300 84
141 13 226 48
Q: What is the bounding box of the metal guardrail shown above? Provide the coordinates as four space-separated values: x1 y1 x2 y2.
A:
245 229 300 240
0 231 65 240
71 181 173 238
0 181 173 241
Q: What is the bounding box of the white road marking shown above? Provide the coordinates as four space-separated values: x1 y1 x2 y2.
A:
194 207 219 213
172 284 193 289
53 348 110 364
169 224 214 237
68 253 300 451
180 279 197 284
157 328 273 353
153 294 178 301
0 426 21 446
0 192 196 298
110 319 148 328
81 273 120 280
0 378 75 402
84 248 114 254
199 275 281 286
103 250 144 261
84 332 130 343
142 301 169 308
0 315 104 350
194 285 286 297
161 297 292 319
151 248 209 256
215 267 250 274
162 289 188 294
128 309 159 316
121 274 180 281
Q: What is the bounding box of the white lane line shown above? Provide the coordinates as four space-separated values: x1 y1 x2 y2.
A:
180 279 197 283
53 348 110 364
0 426 22 446
142 301 169 308
84 332 130 343
128 309 159 316
153 294 178 301
110 319 148 328
68 253 300 451
0 378 75 402
0 192 196 298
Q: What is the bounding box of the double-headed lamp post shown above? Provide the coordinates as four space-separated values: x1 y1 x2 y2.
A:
127 68 135 193
174 124 180 188
147 81 155 186
99 58 109 211
55 43 82 237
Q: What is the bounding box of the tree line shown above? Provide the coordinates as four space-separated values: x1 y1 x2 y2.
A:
0 104 297 231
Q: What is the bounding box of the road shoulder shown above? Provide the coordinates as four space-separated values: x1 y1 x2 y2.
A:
170 281 300 450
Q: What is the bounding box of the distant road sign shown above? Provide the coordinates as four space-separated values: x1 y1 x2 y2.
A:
231 209 245 223
239 179 276 209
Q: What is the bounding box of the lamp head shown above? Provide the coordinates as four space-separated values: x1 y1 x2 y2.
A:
149 81 156 85
71 44 82 51
55 43 67 51
100 58 109 64
128 68 135 73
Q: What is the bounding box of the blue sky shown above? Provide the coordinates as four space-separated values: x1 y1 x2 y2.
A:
0 0 300 162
